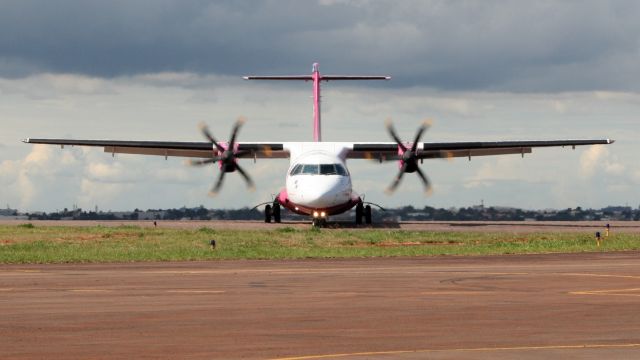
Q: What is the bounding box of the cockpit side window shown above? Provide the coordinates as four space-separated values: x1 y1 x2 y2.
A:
290 164 303 176
335 164 347 176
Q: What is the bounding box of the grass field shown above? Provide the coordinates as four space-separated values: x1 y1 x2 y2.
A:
1 224 639 264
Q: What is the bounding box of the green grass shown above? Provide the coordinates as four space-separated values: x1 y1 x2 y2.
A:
0 224 638 264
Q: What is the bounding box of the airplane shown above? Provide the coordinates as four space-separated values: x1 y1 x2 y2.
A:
23 63 614 226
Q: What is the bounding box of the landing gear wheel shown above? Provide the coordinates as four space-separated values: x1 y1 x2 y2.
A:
355 202 364 225
273 203 281 223
365 205 372 224
265 204 272 223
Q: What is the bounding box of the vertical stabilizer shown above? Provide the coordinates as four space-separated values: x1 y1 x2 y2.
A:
244 64 390 142
311 63 322 142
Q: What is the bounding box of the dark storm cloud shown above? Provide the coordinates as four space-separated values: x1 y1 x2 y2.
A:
1 0 639 91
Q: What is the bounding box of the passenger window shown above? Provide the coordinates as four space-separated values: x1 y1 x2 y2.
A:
302 164 319 175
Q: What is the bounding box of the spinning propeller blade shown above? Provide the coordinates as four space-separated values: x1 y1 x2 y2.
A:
385 118 407 152
199 122 225 152
209 170 226 196
186 157 221 166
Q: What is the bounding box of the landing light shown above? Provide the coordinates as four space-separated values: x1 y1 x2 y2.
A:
320 211 326 217
313 211 319 218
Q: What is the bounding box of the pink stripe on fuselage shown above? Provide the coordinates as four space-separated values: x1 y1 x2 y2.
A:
277 188 360 216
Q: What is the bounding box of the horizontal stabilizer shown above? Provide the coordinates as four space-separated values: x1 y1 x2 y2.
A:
321 76 390 81
243 75 390 81
243 76 312 80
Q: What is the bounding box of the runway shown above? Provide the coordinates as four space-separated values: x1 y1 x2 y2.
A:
2 252 640 359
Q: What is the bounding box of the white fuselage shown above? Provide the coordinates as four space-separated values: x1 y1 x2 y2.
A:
277 143 360 216
286 152 352 208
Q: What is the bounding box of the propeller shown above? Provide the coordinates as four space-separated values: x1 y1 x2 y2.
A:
383 118 433 195
188 117 255 196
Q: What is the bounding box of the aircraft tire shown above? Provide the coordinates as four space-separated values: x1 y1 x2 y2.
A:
365 205 372 224
355 202 363 224
265 204 272 223
273 203 281 223
312 218 327 227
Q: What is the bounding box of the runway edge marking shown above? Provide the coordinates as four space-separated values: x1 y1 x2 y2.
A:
271 343 640 360
570 287 640 297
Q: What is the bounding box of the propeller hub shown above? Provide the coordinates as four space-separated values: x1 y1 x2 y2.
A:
402 150 415 162
385 119 432 194
222 150 235 162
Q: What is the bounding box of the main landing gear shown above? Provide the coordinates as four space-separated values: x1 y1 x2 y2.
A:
355 202 372 225
264 202 281 223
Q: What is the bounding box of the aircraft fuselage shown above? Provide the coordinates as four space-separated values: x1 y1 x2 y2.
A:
277 148 360 217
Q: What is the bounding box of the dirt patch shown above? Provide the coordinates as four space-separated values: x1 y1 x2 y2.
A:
377 241 463 247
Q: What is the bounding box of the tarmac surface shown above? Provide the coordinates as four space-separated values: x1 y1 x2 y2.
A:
2 252 640 359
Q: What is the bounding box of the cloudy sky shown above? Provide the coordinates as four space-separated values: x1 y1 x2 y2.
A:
1 0 639 212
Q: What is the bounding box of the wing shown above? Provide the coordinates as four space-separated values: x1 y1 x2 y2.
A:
22 139 288 159
348 139 614 159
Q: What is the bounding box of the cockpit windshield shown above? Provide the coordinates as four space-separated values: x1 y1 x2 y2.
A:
290 163 348 176
302 164 319 174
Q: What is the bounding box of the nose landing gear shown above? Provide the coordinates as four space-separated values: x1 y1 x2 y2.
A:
311 210 328 227
312 217 327 227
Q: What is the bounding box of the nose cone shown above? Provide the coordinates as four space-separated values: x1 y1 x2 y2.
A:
298 176 349 208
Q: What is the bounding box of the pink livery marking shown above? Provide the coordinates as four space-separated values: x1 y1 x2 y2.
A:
398 142 411 169
277 189 360 216
312 63 321 142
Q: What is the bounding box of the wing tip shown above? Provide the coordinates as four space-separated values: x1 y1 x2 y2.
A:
607 139 615 144
22 138 30 143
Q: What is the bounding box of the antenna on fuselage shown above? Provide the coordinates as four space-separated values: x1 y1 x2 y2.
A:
243 63 390 142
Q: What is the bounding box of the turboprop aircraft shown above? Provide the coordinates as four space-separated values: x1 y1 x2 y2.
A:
23 63 613 226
